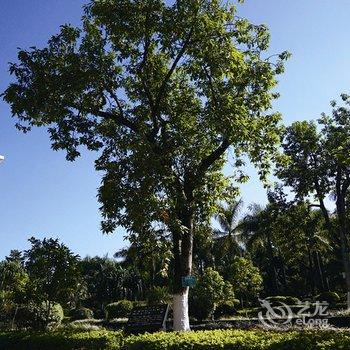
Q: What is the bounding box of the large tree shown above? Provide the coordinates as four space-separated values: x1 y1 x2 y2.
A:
3 0 288 330
276 95 350 307
24 237 83 321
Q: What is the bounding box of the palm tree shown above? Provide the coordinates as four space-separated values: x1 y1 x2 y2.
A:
240 203 281 295
304 208 331 293
213 199 244 270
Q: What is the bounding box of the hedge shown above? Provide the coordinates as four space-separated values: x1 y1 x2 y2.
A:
315 292 340 305
0 330 123 350
2 329 350 350
124 329 350 350
70 307 95 320
105 300 134 320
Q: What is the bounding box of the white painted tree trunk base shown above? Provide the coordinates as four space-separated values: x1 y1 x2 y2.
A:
173 290 190 331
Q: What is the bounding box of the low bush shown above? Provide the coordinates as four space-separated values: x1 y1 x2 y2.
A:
105 300 133 320
213 302 237 319
237 307 264 317
266 296 300 305
146 286 171 305
316 291 340 306
15 302 64 330
2 329 350 350
132 300 147 308
62 319 103 331
124 329 350 350
284 296 301 305
190 268 232 321
0 330 123 350
70 307 94 320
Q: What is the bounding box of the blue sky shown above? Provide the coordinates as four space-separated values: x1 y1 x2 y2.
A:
1 1 350 259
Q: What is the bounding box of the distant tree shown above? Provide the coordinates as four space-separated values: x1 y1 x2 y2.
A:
276 95 350 307
0 260 28 302
115 226 172 296
275 121 333 233
190 267 234 320
24 237 83 326
241 194 333 297
192 224 215 274
213 199 244 269
240 202 282 294
0 260 29 328
227 256 262 306
3 0 288 329
271 201 331 295
5 250 25 265
80 256 125 311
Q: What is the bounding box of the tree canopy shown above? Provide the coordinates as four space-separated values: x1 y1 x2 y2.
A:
3 0 289 330
3 0 288 233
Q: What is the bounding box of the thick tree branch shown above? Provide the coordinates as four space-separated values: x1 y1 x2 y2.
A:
154 26 195 116
195 138 231 183
106 88 125 118
137 23 159 138
94 110 139 133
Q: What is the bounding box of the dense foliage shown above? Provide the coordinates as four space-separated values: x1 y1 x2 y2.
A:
2 0 350 335
124 330 350 350
190 268 235 320
0 330 123 350
105 300 134 320
2 0 288 330
2 329 350 350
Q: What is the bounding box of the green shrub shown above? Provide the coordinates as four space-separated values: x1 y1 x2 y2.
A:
190 268 233 321
284 296 300 305
0 330 123 350
214 302 237 318
62 321 101 331
16 302 64 330
105 300 133 320
266 296 300 305
132 300 147 308
237 307 264 317
3 329 350 350
316 292 340 306
70 307 94 320
146 286 171 305
226 257 263 303
123 329 350 350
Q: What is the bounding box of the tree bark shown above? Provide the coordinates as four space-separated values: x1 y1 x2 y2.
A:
314 251 326 292
307 247 316 295
172 206 193 331
266 233 279 295
336 169 350 309
314 178 333 236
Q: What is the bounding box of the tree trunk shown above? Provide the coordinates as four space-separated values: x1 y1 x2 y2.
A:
11 304 18 330
337 197 350 308
314 251 326 292
46 300 52 330
336 170 350 309
266 233 279 294
172 207 193 331
307 247 316 295
314 178 333 235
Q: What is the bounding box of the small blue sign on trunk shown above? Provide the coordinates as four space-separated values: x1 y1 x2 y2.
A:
182 275 196 287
